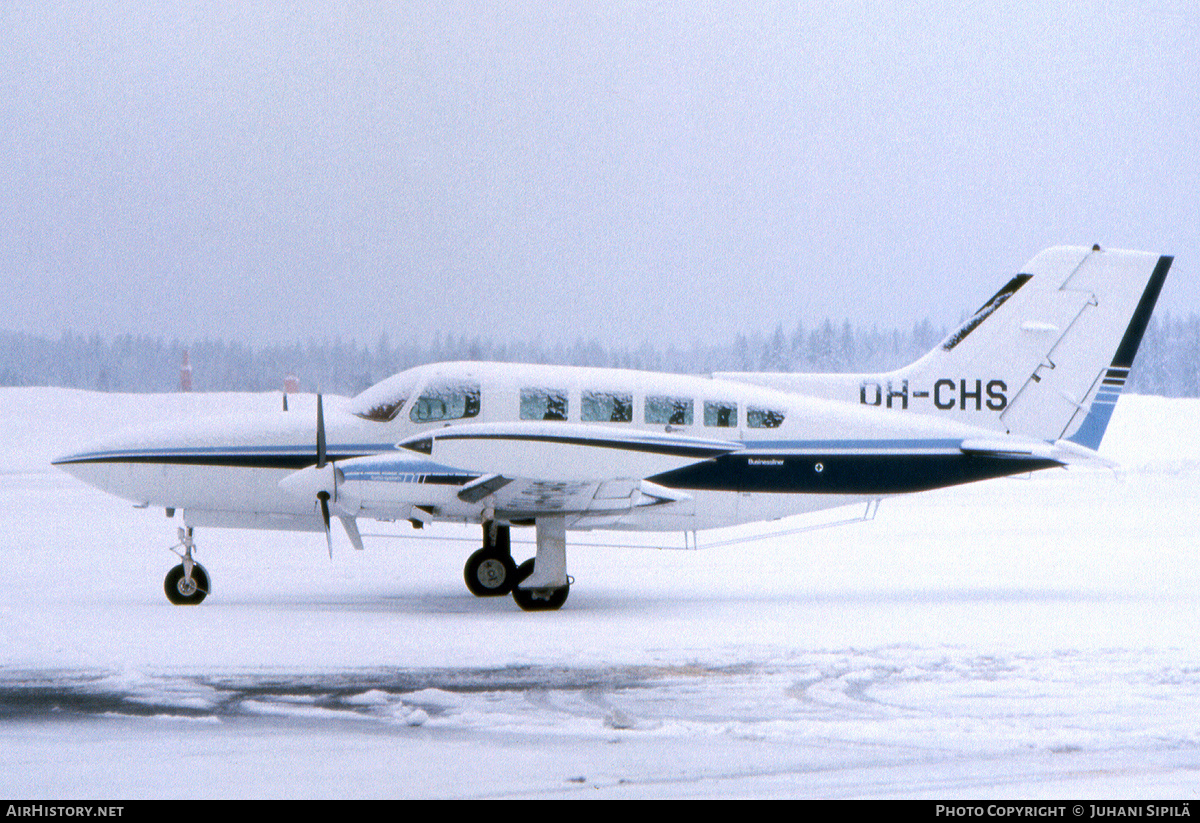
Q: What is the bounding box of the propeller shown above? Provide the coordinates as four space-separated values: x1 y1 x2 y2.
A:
277 395 364 556
277 394 364 555
315 394 334 558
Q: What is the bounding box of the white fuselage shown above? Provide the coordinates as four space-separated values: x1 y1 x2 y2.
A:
55 361 1059 535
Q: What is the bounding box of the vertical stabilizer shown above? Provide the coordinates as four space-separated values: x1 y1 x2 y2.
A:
716 246 1172 448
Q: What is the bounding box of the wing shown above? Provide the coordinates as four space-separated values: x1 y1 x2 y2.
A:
290 422 742 524
454 473 692 521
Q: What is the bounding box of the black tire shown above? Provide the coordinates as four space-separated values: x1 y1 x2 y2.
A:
464 549 517 597
164 563 209 605
510 559 569 611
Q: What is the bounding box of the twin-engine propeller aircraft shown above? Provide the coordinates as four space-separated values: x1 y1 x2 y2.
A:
55 245 1172 610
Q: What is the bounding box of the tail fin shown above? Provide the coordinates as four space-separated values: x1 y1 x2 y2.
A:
717 246 1172 447
1009 248 1171 448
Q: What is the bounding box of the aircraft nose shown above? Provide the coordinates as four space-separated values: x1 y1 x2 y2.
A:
51 451 79 467
51 408 332 506
52 444 131 499
50 417 209 501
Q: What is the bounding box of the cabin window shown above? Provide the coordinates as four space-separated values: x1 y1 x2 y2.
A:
704 400 737 427
410 382 481 423
520 388 568 421
645 395 693 426
747 406 786 428
582 390 632 422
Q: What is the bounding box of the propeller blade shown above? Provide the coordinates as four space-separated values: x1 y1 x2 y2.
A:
339 515 364 551
312 395 343 558
316 393 327 469
318 490 332 559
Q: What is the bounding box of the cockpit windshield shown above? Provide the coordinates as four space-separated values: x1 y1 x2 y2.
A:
349 372 421 422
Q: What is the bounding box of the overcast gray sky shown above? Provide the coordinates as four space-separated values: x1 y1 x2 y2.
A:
2 1 1196 350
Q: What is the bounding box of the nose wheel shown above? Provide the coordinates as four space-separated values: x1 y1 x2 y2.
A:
164 526 210 605
164 562 210 605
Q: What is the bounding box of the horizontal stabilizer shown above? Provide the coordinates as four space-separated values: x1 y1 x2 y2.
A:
959 437 1117 468
959 438 1064 459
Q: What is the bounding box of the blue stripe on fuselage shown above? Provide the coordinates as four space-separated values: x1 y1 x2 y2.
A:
51 443 396 470
54 439 1058 495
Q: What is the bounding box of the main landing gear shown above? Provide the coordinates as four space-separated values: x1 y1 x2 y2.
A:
463 518 571 611
164 526 210 605
464 521 518 597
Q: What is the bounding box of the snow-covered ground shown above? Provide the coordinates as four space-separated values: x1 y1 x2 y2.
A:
2 387 1199 798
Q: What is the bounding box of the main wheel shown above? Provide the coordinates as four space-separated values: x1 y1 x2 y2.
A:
464 549 517 597
510 559 570 611
164 563 210 605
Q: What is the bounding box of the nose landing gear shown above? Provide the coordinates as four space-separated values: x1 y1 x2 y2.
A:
164 526 210 605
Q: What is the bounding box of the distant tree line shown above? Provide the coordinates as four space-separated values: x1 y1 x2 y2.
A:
1 312 1198 396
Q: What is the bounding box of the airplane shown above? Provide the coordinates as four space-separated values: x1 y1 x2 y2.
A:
53 245 1172 611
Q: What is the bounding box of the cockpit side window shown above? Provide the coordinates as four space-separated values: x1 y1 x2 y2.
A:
410 382 481 423
351 373 419 422
357 397 408 422
747 406 786 428
520 388 568 421
645 396 693 426
582 390 632 423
